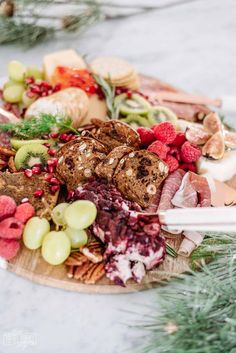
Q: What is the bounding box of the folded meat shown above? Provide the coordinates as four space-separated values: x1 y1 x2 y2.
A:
75 179 165 285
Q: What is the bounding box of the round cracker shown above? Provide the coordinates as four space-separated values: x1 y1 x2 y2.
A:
90 56 135 80
109 71 138 85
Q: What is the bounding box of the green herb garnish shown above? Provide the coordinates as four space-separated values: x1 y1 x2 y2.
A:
0 113 79 139
93 74 118 119
166 243 178 258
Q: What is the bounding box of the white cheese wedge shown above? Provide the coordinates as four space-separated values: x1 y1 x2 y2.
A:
43 49 86 83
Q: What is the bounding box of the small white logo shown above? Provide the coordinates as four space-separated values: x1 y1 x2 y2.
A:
2 329 37 350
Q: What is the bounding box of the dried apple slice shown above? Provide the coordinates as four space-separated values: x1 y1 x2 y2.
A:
185 126 212 145
203 112 222 133
202 131 225 159
224 131 236 149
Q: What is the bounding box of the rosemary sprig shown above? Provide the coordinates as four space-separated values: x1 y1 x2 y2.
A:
93 74 118 119
0 113 79 139
166 243 178 258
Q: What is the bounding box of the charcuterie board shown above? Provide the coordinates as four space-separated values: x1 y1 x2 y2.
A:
3 73 235 294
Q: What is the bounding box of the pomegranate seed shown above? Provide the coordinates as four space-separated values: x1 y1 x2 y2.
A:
44 143 51 148
44 173 54 182
43 166 49 172
53 84 61 92
32 166 41 175
25 77 35 85
26 90 37 98
48 149 56 156
33 189 44 198
47 158 58 167
70 135 78 140
127 91 132 98
24 169 33 178
60 133 70 142
48 165 55 173
50 177 60 185
50 185 60 194
67 190 75 201
50 132 59 139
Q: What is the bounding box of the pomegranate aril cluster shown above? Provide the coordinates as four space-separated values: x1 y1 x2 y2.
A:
25 76 61 99
137 121 201 174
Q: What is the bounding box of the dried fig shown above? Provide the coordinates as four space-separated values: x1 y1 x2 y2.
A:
185 126 212 145
203 112 222 134
224 131 236 149
202 131 225 159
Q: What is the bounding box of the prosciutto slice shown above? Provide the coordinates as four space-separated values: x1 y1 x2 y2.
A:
158 169 185 211
171 173 198 208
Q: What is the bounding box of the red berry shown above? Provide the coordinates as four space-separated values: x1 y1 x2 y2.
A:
24 169 33 178
179 163 197 173
67 190 75 201
50 177 60 185
164 155 179 173
137 127 156 147
148 140 170 160
33 189 44 198
60 133 70 142
168 146 181 161
171 132 186 146
181 141 201 163
32 166 41 175
47 158 58 167
48 149 56 156
25 77 35 85
50 185 60 194
127 91 132 98
14 203 35 224
44 173 54 182
50 132 59 139
0 196 16 221
153 122 177 144
44 143 51 148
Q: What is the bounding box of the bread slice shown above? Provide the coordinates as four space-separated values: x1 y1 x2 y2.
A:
56 137 107 190
113 150 168 208
43 49 86 83
95 120 141 152
0 172 59 218
95 145 134 182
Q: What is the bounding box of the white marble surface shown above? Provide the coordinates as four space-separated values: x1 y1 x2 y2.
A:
1 1 236 352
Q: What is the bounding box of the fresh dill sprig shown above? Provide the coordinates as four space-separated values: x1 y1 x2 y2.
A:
0 113 79 139
93 74 118 119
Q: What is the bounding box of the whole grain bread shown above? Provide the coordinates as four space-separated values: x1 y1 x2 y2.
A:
95 145 134 182
113 150 168 208
0 172 59 218
94 120 141 152
56 137 107 190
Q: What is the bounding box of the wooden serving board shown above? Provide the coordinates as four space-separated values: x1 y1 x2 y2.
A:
5 75 233 294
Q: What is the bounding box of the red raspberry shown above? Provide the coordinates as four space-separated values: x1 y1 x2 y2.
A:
168 146 181 161
137 127 156 147
164 155 179 173
171 132 186 146
0 196 16 221
0 217 23 239
153 122 177 144
0 238 20 260
148 140 170 160
181 141 201 163
179 163 197 173
14 203 35 224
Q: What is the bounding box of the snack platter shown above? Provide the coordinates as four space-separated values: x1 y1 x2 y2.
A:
0 50 236 293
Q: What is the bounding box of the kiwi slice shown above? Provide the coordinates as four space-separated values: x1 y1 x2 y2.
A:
120 114 150 127
147 106 178 126
14 143 48 170
114 93 151 116
11 138 49 150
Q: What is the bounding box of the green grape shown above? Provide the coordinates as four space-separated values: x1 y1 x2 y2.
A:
41 231 71 265
3 84 24 103
65 227 88 248
22 91 36 108
64 200 97 230
23 217 50 250
26 66 44 80
3 80 17 90
8 60 26 82
51 203 69 226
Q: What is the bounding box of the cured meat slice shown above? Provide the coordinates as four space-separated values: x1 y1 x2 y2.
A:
188 172 211 207
171 173 198 208
178 231 205 257
158 169 185 211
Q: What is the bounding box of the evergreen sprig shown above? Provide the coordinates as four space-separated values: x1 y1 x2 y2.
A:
93 74 118 119
133 231 236 353
0 113 78 139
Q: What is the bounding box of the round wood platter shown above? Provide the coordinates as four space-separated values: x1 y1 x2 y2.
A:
5 75 229 294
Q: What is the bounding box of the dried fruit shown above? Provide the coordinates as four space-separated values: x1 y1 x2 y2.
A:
180 141 201 163
0 195 16 221
14 203 35 224
224 131 236 149
164 155 179 173
153 122 177 144
137 127 155 147
202 131 225 160
203 112 222 134
147 140 170 159
185 126 212 145
171 132 186 146
0 238 20 260
0 217 23 239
